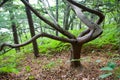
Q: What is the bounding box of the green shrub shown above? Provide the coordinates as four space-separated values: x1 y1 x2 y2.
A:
87 23 118 48
38 38 70 54
0 50 25 74
99 61 120 79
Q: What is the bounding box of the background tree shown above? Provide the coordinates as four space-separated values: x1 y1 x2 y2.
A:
25 0 39 57
9 7 20 52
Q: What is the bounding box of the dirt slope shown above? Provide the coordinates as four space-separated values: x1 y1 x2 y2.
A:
0 46 120 80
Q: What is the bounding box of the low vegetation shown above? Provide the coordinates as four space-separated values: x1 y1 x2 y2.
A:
0 23 120 79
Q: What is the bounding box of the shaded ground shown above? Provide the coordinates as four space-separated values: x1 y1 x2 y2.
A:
0 45 120 80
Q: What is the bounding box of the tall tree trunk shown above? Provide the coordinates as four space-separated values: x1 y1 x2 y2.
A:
9 10 20 52
79 22 82 29
70 22 73 30
25 0 39 57
70 43 82 69
56 0 59 36
63 4 71 30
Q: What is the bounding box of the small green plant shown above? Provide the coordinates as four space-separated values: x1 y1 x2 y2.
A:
28 75 36 80
0 50 20 74
25 66 31 72
99 61 120 80
42 61 56 70
42 59 62 70
0 66 19 74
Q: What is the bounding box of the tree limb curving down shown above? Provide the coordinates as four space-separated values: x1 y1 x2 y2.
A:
67 0 105 44
0 32 77 51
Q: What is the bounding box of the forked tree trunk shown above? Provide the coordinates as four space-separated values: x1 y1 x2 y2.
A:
70 43 83 68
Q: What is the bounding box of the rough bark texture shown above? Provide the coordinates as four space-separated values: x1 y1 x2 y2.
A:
56 0 59 36
70 43 82 68
25 0 39 57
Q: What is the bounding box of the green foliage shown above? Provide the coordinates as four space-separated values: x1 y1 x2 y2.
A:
0 50 25 74
0 30 11 45
38 38 70 54
18 23 118 55
0 65 19 74
99 61 120 79
42 59 62 70
25 66 31 72
69 29 85 37
42 61 56 70
87 23 118 48
100 67 113 71
117 24 120 49
28 75 36 80
107 62 116 69
0 55 18 73
99 73 112 79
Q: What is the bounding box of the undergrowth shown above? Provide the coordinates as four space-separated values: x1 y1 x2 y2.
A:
38 38 70 54
87 23 118 48
0 50 26 74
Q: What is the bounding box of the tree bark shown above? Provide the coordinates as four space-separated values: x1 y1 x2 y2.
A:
25 0 39 57
9 10 20 52
70 43 82 68
56 0 59 36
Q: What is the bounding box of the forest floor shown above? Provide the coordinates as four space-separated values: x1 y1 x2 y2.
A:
0 45 120 80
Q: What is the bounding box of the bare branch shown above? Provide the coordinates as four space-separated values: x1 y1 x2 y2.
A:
0 32 76 51
67 0 105 25
21 0 76 39
78 29 90 37
77 29 95 44
40 0 57 24
67 0 104 44
67 3 98 30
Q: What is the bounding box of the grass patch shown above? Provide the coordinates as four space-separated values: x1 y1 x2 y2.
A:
0 49 26 74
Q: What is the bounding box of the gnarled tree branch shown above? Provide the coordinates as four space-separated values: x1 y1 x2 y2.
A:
67 0 105 44
0 32 76 51
67 0 105 25
78 29 90 37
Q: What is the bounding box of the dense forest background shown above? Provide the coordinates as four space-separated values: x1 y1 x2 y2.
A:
0 0 120 80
